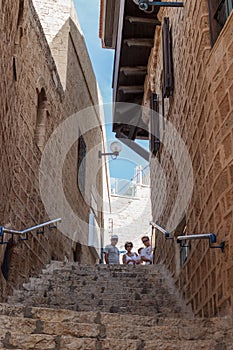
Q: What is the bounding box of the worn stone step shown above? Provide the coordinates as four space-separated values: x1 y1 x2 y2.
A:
0 304 231 339
25 264 162 274
8 298 187 318
0 333 100 350
3 313 231 343
0 315 101 338
0 333 232 350
104 322 233 341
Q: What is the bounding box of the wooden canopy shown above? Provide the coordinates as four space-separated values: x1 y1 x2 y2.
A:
100 0 160 140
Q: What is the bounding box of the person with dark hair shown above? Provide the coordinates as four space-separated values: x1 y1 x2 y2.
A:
141 236 153 264
137 247 143 264
122 242 140 265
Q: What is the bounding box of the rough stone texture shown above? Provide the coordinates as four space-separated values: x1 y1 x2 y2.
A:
144 1 233 317
0 261 232 349
8 261 191 317
0 0 107 301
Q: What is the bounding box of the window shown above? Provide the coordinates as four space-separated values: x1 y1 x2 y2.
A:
180 238 189 268
162 17 174 98
16 0 24 41
173 215 189 269
77 134 86 196
88 209 101 259
177 217 189 269
35 88 47 151
17 0 24 27
13 57 17 81
208 0 233 45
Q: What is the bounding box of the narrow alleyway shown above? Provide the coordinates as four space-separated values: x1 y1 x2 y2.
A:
0 261 231 349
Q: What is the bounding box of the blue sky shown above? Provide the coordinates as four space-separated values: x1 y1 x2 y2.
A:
74 0 148 180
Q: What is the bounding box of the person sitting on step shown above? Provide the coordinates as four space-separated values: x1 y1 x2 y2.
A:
140 236 153 265
122 242 141 265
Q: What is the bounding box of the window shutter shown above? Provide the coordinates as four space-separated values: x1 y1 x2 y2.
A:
208 0 233 46
150 93 160 156
162 17 174 98
208 0 223 45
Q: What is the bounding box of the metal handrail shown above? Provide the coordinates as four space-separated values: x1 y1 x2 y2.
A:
0 218 61 244
1 218 61 235
150 223 225 252
177 233 215 242
177 233 225 252
150 221 171 239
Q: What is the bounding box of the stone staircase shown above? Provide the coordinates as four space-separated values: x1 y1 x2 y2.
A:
0 261 231 349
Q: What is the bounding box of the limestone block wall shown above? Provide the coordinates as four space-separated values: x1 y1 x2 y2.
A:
0 0 73 300
0 0 107 300
33 0 107 251
145 0 233 317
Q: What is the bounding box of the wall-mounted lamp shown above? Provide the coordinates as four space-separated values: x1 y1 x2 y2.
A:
132 0 183 11
177 233 225 252
99 141 122 160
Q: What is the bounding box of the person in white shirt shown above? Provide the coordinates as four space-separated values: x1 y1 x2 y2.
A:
104 235 120 264
140 236 153 265
122 242 141 265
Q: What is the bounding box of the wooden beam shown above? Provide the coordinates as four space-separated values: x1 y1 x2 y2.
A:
124 39 154 47
118 85 144 94
116 132 150 161
120 66 147 76
125 16 160 25
113 0 126 101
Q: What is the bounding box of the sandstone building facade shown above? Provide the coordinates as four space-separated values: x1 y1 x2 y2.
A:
0 0 109 300
101 0 233 317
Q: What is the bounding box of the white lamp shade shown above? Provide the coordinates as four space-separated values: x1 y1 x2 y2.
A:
110 141 122 154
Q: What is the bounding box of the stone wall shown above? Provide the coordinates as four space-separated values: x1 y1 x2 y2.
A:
0 0 107 300
145 0 233 317
33 0 107 252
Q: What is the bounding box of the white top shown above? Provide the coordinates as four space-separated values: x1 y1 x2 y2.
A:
104 244 120 264
125 252 140 265
140 246 153 265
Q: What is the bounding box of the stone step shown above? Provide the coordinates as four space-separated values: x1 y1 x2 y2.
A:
1 313 224 341
42 263 157 275
35 275 163 285
48 274 157 282
0 312 231 350
0 332 232 350
0 303 231 329
0 303 232 348
44 261 155 269
18 282 165 293
0 315 101 338
7 298 184 317
8 288 179 297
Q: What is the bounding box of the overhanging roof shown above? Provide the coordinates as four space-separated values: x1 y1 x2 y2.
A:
100 0 160 140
